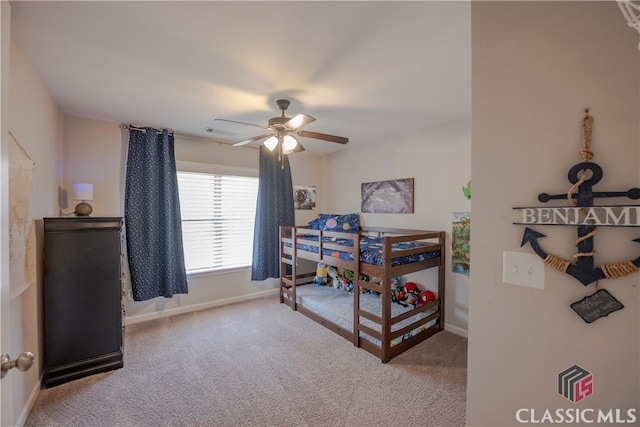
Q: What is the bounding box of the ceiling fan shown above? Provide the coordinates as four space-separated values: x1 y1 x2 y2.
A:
214 99 349 155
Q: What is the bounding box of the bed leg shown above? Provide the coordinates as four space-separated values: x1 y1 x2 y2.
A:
353 277 359 347
438 231 446 331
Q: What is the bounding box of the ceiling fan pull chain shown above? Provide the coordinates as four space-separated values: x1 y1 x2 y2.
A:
278 138 284 169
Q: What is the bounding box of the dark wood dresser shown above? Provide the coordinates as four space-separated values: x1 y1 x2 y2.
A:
43 217 124 388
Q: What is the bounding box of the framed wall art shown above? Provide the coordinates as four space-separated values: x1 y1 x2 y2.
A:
452 211 470 276
361 178 414 213
293 185 316 210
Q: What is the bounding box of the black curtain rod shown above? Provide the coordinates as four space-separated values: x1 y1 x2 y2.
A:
121 124 173 135
119 123 259 149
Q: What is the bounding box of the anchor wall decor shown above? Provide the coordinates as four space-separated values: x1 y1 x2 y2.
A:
513 110 640 287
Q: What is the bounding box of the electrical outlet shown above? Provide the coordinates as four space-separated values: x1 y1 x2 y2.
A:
503 251 545 289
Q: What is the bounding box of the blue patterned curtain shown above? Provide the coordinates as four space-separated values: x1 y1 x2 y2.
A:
251 147 295 280
124 128 188 301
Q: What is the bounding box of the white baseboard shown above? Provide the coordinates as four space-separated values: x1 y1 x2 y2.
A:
124 288 280 326
16 374 42 427
445 323 468 338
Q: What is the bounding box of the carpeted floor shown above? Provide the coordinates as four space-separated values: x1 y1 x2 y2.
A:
26 295 467 427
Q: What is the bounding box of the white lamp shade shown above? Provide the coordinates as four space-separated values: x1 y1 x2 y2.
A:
73 183 93 201
282 135 298 154
264 136 278 151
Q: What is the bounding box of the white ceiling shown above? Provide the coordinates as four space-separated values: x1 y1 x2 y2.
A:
10 1 471 155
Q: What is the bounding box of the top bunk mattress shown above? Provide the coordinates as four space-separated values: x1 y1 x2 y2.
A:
291 235 440 267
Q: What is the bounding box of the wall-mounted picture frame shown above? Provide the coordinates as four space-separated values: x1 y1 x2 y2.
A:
452 211 470 276
294 185 316 210
361 178 414 213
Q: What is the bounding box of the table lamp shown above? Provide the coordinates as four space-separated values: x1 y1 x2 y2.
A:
73 183 93 216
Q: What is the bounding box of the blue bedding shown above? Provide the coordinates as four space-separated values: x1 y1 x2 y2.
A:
291 235 440 267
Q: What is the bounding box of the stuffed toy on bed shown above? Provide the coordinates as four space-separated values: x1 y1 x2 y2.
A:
335 276 353 292
341 269 355 292
314 263 328 285
343 269 354 282
416 290 436 308
405 282 421 306
327 266 339 288
391 281 422 307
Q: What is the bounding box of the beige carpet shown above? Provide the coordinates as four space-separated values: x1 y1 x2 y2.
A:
26 295 467 427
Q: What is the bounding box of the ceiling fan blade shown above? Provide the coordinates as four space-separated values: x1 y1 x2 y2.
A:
292 141 305 153
284 113 316 130
297 130 349 144
214 118 268 129
233 133 273 147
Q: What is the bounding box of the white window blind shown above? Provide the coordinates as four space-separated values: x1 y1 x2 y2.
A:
177 169 259 273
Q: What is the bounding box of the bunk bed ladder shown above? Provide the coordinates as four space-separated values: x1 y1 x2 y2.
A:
351 237 360 348
279 226 296 309
381 236 393 363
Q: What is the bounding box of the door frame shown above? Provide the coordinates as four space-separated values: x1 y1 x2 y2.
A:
1 1 15 425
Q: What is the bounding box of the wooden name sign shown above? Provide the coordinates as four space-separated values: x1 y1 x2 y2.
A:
514 206 640 227
515 161 640 286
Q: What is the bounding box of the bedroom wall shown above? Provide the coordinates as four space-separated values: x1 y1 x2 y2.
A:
321 117 471 335
7 40 63 425
467 2 639 425
61 115 323 323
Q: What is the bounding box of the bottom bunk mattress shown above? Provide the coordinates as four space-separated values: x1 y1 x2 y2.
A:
293 285 436 348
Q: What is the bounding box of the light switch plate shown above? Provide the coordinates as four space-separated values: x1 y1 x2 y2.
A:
503 251 545 289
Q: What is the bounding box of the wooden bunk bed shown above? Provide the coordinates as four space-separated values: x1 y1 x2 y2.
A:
279 225 445 363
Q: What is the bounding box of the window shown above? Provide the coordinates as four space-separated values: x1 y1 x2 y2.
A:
176 162 259 275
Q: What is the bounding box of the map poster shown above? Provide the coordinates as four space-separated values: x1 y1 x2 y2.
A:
9 133 36 295
452 212 470 276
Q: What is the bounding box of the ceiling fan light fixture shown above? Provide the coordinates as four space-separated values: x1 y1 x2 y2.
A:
221 98 348 153
264 136 278 151
282 134 298 154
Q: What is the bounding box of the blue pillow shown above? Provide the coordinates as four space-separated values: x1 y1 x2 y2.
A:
315 213 360 233
307 213 336 230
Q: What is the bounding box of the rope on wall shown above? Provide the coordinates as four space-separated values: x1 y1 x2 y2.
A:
567 109 598 264
544 254 571 273
548 110 639 283
601 261 639 279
